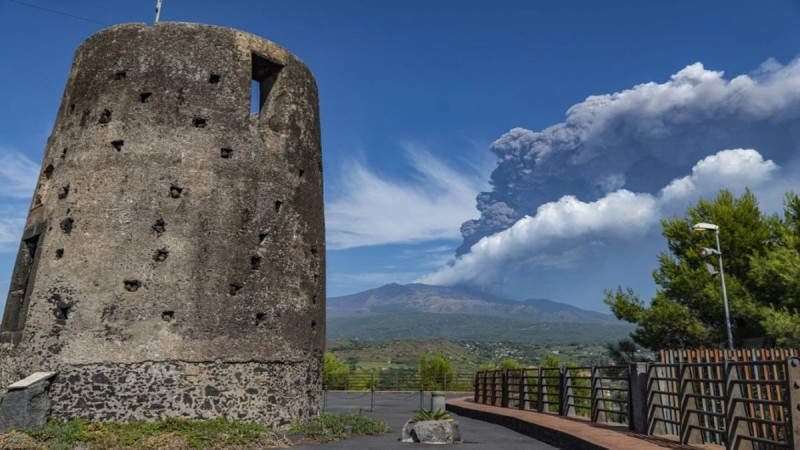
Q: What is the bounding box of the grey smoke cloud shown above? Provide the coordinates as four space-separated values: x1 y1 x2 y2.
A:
458 58 800 255
425 149 778 287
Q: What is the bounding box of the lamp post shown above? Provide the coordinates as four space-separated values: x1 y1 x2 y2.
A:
692 222 734 350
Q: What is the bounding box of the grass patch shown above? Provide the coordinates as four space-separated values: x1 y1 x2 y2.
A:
9 417 285 450
1 413 390 449
289 412 390 443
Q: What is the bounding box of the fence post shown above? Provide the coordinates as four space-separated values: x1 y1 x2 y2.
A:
501 369 509 408
537 368 546 413
491 371 497 406
561 366 576 417
679 363 702 445
590 365 606 423
628 362 648 433
648 364 669 436
724 359 754 450
519 368 528 410
787 357 800 450
474 372 479 403
481 372 487 404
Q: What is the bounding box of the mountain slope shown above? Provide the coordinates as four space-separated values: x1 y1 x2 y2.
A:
327 313 634 344
327 283 617 323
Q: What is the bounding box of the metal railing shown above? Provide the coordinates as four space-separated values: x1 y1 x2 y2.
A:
474 355 800 450
323 373 474 392
647 362 680 436
474 365 630 425
649 358 798 449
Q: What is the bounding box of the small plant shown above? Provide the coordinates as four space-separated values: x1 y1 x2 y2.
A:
414 408 451 421
289 412 390 443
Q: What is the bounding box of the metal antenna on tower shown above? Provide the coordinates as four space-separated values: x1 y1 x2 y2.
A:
154 0 164 24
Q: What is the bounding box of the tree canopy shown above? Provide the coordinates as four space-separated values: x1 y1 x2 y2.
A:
418 352 455 390
323 353 349 388
605 189 800 350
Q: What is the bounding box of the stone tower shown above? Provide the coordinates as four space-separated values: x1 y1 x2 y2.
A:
0 23 324 426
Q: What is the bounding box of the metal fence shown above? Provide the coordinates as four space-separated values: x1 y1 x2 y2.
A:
647 358 798 449
473 354 800 450
323 373 475 392
474 365 630 425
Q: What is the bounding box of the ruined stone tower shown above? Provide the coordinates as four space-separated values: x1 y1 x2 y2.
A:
0 23 324 426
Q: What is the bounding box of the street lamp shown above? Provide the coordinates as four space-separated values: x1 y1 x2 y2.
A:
692 222 734 350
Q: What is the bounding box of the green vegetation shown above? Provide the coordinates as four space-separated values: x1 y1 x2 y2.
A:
605 189 800 350
476 358 522 371
328 313 633 343
289 412 390 443
347 367 380 390
414 409 451 421
323 352 349 389
5 417 281 450
498 358 522 369
327 338 622 381
477 362 496 371
0 413 391 449
539 353 563 413
418 352 455 390
605 338 651 365
324 352 383 390
534 354 592 415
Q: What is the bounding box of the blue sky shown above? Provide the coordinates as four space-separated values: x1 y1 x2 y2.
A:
2 0 800 313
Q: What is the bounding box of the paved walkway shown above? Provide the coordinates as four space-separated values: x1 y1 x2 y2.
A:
292 391 558 449
446 396 713 450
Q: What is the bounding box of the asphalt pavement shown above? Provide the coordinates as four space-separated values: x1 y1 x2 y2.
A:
291 391 559 449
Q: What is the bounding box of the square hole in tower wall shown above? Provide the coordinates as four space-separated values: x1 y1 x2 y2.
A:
251 53 283 114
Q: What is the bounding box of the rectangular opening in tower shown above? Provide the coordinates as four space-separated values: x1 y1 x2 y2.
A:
0 234 40 343
250 53 283 114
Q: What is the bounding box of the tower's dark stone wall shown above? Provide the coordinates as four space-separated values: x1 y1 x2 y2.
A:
0 23 324 426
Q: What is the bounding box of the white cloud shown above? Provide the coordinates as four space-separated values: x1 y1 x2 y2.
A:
0 146 38 253
423 148 778 287
0 215 26 251
325 144 490 249
661 149 777 202
0 147 38 199
423 190 659 286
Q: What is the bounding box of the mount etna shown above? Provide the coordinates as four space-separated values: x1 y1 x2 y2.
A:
327 283 633 344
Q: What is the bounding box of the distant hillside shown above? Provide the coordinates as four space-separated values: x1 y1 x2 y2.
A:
327 312 634 344
326 339 627 371
328 283 617 323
